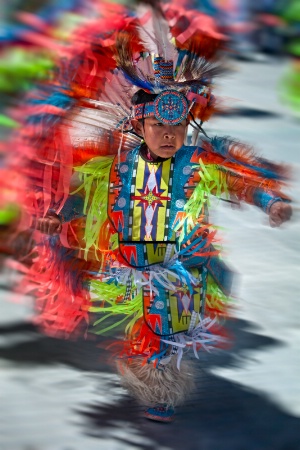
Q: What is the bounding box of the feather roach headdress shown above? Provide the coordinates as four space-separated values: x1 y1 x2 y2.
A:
48 0 227 173
111 3 225 128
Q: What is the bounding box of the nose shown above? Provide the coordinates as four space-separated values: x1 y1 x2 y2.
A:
163 126 175 139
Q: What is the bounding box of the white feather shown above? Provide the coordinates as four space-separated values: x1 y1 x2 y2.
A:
136 5 177 62
151 8 176 61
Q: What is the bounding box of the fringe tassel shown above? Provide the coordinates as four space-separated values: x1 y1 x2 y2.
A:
73 156 114 258
117 357 195 407
175 160 229 243
89 278 144 336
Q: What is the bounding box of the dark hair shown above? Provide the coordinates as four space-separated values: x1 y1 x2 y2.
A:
131 89 158 105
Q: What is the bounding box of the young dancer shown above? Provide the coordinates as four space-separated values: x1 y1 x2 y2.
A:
16 2 292 422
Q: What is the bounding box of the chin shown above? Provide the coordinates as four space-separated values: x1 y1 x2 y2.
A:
157 153 172 159
159 148 177 157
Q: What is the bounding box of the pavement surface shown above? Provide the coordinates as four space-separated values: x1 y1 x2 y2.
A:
0 55 300 450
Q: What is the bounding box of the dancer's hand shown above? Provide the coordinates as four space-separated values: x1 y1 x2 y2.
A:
36 214 62 235
269 202 292 227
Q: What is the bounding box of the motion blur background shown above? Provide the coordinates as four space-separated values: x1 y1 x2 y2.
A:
0 1 299 449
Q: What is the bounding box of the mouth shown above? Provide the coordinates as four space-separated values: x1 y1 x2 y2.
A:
161 145 175 149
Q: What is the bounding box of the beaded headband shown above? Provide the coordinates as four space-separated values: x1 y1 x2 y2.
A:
133 90 189 125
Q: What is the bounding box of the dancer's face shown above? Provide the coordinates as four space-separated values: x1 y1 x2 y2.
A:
132 117 187 159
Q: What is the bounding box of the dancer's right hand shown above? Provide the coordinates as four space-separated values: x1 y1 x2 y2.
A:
36 214 62 235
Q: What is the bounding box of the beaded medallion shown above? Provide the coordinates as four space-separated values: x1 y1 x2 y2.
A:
134 89 189 125
154 90 188 125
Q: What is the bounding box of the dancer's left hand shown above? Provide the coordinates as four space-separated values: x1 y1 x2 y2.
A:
269 202 292 227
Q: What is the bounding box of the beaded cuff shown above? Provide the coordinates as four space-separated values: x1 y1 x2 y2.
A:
253 190 282 214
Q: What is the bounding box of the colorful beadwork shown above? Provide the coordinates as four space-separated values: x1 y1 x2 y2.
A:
159 60 174 80
134 90 189 125
154 90 189 125
153 56 163 79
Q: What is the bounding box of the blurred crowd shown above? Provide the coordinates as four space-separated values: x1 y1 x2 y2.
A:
193 0 300 58
0 0 299 107
194 0 300 118
1 0 299 113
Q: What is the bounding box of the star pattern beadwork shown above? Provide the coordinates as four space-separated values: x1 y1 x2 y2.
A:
135 185 170 207
132 164 171 240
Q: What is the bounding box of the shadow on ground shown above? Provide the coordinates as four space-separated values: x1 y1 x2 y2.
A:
216 106 281 118
0 318 299 450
